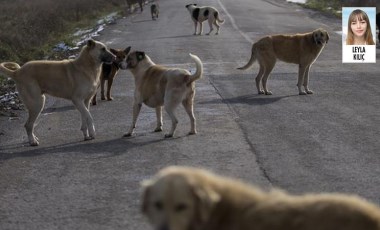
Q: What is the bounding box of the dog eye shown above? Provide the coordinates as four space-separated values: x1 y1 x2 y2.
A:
175 203 188 212
154 201 163 210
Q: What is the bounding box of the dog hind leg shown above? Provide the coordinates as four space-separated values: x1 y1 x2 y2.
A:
261 59 276 95
154 106 163 132
101 78 106 100
206 18 214 35
213 20 220 35
23 94 45 146
107 78 114 100
255 65 265 94
164 92 182 138
182 91 196 135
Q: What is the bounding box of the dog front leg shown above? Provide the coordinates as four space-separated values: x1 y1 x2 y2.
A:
154 106 163 132
101 78 106 100
124 103 142 137
73 99 95 140
193 21 198 35
198 22 203 35
297 65 308 95
302 66 313 94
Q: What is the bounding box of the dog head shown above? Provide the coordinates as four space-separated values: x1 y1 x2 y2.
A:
110 47 131 67
119 50 146 70
312 28 329 45
142 167 220 230
86 39 116 64
185 4 197 9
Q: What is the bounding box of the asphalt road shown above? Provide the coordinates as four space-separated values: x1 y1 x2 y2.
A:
1 0 379 229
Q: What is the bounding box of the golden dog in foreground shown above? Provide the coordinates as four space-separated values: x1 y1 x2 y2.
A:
142 166 380 230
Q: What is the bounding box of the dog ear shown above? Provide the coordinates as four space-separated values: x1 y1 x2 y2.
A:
325 31 329 44
137 51 145 61
124 46 131 55
141 179 153 214
87 39 96 49
110 48 118 55
192 183 220 224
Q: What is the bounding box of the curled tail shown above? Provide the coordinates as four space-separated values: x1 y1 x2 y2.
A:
187 53 203 85
214 11 224 24
0 62 21 79
237 45 257 70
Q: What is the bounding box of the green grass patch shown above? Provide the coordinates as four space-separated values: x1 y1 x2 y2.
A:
304 0 342 18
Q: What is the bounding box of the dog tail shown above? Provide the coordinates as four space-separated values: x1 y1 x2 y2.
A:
237 45 257 70
0 62 20 79
215 11 225 24
187 53 203 84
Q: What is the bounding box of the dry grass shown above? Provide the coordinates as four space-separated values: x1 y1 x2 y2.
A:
0 0 125 63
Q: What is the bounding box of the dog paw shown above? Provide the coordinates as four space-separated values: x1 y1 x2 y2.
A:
84 136 95 141
164 134 173 138
188 131 197 135
30 140 39 146
258 90 265 94
299 91 307 95
306 90 314 94
101 97 106 101
265 91 273 95
154 127 163 132
123 133 133 137
107 97 114 101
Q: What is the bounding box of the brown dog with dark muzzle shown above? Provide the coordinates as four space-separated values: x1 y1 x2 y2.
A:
92 47 131 105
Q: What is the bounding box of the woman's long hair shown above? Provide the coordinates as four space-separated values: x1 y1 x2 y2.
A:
346 9 375 45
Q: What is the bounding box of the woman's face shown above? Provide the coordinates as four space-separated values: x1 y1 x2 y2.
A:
350 16 367 38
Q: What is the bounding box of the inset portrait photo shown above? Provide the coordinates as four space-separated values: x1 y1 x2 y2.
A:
342 7 376 63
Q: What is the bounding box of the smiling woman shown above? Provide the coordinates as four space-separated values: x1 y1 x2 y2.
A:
346 9 375 45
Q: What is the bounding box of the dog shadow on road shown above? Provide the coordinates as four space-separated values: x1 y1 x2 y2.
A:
131 19 154 23
0 136 166 161
200 94 299 106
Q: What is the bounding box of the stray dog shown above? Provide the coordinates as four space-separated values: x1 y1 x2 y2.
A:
151 3 159 20
92 47 131 105
185 4 224 35
142 166 380 230
0 40 115 146
238 28 329 95
119 51 203 138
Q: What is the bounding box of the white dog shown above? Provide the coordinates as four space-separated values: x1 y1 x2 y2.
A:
185 4 224 35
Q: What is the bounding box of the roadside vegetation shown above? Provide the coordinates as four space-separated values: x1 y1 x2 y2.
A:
304 0 341 17
0 0 126 63
0 0 128 116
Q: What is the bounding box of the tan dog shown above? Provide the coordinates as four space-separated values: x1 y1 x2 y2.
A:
142 166 380 230
238 28 329 95
91 47 131 105
0 40 115 146
120 51 203 138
